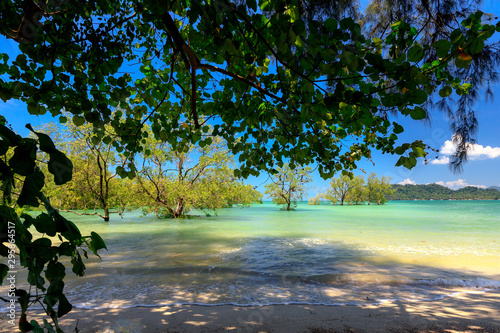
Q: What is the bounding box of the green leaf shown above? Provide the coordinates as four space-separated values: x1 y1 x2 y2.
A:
44 278 64 312
72 115 85 126
26 124 58 154
30 320 41 330
0 140 8 155
410 106 426 120
462 83 472 91
18 315 35 332
403 156 417 169
32 237 53 262
439 86 452 98
33 213 57 237
46 277 64 295
407 43 424 62
45 261 66 281
340 17 355 30
60 218 82 242
293 19 305 35
102 136 112 145
9 140 36 176
71 252 86 276
322 49 336 62
395 156 406 167
0 124 21 145
247 0 257 11
22 212 34 228
454 58 471 69
57 294 73 318
391 21 402 29
411 89 428 105
432 40 452 58
394 144 410 155
27 271 45 289
244 53 255 64
412 146 426 157
17 168 45 207
324 18 337 32
57 242 74 257
469 38 484 55
295 36 305 48
89 231 107 256
0 243 8 257
43 319 56 333
91 136 100 146
48 151 73 185
259 0 271 11
27 103 45 115
450 28 464 44
393 124 404 134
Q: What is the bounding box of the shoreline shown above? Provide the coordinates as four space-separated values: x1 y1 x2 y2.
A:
2 289 499 332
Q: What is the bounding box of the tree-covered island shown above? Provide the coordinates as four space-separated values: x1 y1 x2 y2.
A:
388 183 500 200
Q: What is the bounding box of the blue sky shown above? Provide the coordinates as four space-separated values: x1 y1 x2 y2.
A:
1 2 500 198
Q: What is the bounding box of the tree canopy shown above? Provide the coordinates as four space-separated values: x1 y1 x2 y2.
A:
134 128 262 218
265 163 312 210
362 0 500 171
38 121 132 221
321 172 392 205
1 0 498 179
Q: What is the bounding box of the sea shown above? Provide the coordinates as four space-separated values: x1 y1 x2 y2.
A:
2 200 499 309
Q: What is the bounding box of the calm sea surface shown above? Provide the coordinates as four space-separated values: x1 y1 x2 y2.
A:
3 201 500 308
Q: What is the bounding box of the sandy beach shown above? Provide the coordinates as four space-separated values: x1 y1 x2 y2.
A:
2 289 499 332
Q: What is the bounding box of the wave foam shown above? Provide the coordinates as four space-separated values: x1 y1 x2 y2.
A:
411 277 500 288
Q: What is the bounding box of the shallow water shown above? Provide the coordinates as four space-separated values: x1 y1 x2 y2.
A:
2 201 500 309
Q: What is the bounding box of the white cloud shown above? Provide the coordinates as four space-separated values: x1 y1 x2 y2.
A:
434 179 486 190
439 140 456 156
469 144 500 160
435 139 500 163
398 178 416 185
430 156 450 165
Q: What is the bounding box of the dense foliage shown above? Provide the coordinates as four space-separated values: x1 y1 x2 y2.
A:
388 183 500 200
363 0 500 172
0 120 105 332
1 1 498 180
134 128 262 218
38 122 132 221
36 122 262 219
320 172 393 205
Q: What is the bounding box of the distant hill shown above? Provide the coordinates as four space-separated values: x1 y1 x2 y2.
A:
488 186 500 192
388 183 500 200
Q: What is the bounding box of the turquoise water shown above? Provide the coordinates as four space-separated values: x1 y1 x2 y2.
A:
3 201 500 308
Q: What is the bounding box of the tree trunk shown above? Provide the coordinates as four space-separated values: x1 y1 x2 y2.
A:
172 198 185 218
103 206 110 221
286 201 291 211
173 207 183 218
